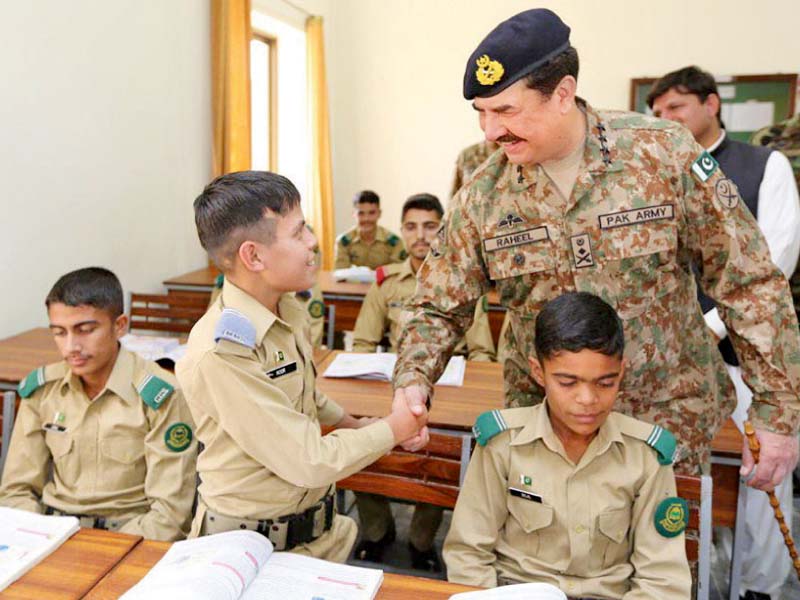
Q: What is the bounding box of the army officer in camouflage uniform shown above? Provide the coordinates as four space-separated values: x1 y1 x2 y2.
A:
0 268 197 541
393 8 800 489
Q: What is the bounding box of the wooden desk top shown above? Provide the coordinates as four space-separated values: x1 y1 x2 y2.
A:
85 539 480 599
3 528 141 600
163 266 219 290
0 327 61 385
317 351 504 430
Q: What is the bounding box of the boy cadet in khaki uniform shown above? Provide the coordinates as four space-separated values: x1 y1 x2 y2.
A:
177 171 425 563
0 268 196 542
352 194 495 571
444 293 690 598
334 190 406 270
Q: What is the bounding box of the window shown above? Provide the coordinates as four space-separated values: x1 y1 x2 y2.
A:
250 34 277 171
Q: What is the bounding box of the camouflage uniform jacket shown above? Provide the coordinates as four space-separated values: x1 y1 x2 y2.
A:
351 258 496 361
395 102 800 467
451 141 500 197
334 225 406 270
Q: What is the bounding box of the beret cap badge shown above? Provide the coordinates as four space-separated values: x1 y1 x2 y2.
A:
475 55 504 86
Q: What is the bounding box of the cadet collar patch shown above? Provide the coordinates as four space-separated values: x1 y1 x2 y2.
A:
498 213 524 228
308 299 325 319
715 178 739 209
387 234 400 247
18 366 47 398
654 497 688 537
691 150 719 182
214 274 224 289
137 374 174 410
214 308 257 349
473 409 508 446
646 425 677 465
475 54 504 86
164 422 193 452
340 234 351 246
399 249 408 260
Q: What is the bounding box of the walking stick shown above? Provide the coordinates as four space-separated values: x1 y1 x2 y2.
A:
743 421 800 579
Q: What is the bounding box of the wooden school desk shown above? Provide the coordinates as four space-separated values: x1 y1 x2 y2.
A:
0 327 61 391
2 528 140 600
84 539 481 599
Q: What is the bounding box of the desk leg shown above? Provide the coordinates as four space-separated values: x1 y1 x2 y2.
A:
728 476 748 600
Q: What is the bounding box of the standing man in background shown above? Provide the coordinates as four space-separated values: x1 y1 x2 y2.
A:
334 190 406 270
649 65 800 600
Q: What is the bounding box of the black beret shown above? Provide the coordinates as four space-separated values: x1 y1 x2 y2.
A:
463 9 571 100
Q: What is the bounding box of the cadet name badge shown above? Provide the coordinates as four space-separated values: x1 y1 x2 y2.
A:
484 226 549 252
654 497 688 537
598 204 674 229
164 422 192 452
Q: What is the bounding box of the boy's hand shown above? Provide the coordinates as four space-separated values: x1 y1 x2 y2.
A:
385 394 428 445
392 385 430 451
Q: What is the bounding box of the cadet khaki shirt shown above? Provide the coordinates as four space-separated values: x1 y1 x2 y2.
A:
334 225 406 270
396 101 800 472
352 259 495 361
0 348 197 541
444 405 691 598
176 280 396 522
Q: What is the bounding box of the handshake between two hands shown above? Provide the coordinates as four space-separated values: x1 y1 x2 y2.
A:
386 384 431 451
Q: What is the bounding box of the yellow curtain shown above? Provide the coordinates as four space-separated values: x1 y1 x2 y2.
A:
211 0 252 177
306 16 335 270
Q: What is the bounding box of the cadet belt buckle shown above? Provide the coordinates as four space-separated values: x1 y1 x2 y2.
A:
256 493 335 551
45 506 117 531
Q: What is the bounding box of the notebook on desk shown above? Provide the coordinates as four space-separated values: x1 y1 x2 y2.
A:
323 352 466 386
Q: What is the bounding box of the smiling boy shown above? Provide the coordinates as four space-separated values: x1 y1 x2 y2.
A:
443 292 690 598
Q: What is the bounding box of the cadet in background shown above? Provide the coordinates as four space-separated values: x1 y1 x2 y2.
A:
334 190 406 270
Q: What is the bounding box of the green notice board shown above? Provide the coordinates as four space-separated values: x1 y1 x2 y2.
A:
630 74 797 142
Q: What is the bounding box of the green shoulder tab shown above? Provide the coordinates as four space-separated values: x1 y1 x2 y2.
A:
18 366 47 398
481 295 489 313
387 234 399 247
616 414 677 465
136 373 174 410
214 274 224 289
473 410 508 446
399 249 408 260
654 497 688 537
339 234 351 247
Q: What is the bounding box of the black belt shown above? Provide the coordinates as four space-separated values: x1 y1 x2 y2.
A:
44 506 115 530
254 494 335 550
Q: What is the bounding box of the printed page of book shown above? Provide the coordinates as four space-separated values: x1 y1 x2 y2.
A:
120 530 272 600
436 356 466 386
0 507 80 591
333 267 376 283
241 552 383 600
121 334 181 361
322 353 396 381
449 582 566 600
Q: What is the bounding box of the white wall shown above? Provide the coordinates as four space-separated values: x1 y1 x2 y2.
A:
324 0 800 234
0 1 212 337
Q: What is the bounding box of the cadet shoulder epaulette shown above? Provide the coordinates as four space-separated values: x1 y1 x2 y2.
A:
387 234 400 247
616 413 677 466
473 407 531 447
213 308 256 349
214 274 224 289
376 262 403 286
17 363 65 399
338 233 351 247
399 249 408 260
136 371 175 411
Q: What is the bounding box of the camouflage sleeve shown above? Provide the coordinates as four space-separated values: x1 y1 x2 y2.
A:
333 239 350 270
450 157 466 199
678 132 800 434
352 284 387 353
465 297 497 362
393 191 491 393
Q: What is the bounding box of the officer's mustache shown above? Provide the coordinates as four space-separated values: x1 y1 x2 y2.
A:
496 134 524 144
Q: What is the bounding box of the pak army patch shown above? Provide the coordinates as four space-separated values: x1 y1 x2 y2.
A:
691 150 719 182
715 178 739 209
654 497 688 537
308 299 325 319
164 422 193 452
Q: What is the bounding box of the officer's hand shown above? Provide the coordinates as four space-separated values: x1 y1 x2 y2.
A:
740 429 799 491
385 394 428 446
392 386 430 451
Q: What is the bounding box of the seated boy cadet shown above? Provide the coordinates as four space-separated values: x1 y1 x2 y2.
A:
351 193 495 571
444 292 691 598
177 170 425 563
0 268 197 541
334 190 406 270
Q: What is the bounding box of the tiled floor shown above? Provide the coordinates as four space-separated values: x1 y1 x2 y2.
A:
345 492 800 598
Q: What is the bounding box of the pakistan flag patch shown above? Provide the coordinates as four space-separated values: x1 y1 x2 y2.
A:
691 150 718 183
654 497 688 537
164 422 193 452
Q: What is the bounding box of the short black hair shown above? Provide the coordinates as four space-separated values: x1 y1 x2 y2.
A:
194 171 300 269
524 46 579 98
535 292 624 361
646 65 722 123
353 190 380 207
401 193 444 221
45 267 124 319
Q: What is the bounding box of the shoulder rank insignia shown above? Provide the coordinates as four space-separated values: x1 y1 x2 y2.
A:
214 308 256 349
387 234 399 247
646 425 677 465
308 299 325 319
340 234 351 247
164 422 193 452
376 266 388 285
136 373 174 410
473 409 509 446
18 366 47 398
654 497 688 537
214 274 224 289
691 150 719 183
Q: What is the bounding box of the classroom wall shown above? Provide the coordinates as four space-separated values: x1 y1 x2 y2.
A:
324 0 800 236
0 2 212 338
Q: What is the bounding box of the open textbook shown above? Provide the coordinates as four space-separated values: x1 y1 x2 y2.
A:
121 530 383 600
333 266 376 283
323 353 466 387
449 582 566 599
120 334 187 368
0 507 80 591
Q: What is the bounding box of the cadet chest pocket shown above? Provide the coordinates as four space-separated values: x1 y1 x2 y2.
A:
598 222 678 320
505 496 554 559
268 366 304 408
100 437 145 465
596 507 632 569
45 432 78 482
